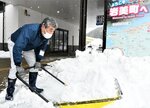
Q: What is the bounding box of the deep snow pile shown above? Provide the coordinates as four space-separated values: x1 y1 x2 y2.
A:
104 50 150 108
0 39 150 108
49 49 118 102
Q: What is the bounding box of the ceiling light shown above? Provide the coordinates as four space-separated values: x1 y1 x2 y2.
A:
57 11 60 14
38 6 40 8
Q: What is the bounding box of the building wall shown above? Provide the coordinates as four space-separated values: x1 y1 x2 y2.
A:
0 5 79 54
0 5 19 50
18 6 42 27
0 5 18 43
18 6 79 46
5 5 19 41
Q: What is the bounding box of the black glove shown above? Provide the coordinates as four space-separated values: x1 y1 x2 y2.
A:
16 66 25 73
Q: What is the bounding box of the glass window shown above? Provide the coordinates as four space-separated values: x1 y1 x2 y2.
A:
86 0 104 45
64 31 68 51
59 31 63 51
49 29 69 52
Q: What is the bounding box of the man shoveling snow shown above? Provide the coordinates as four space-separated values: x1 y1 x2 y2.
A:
5 17 58 101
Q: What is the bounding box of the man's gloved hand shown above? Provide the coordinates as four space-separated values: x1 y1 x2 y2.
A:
34 62 42 71
16 66 25 73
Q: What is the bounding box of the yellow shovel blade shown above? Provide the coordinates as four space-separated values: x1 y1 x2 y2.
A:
55 96 121 108
59 101 113 108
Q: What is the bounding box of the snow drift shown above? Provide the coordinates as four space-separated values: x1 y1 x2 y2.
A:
0 39 150 108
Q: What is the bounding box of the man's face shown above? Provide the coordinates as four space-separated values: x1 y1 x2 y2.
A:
41 24 55 35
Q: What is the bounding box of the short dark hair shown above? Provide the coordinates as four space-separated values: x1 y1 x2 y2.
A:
42 17 58 29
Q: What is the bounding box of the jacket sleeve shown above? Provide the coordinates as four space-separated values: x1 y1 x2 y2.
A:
34 40 48 62
13 28 31 66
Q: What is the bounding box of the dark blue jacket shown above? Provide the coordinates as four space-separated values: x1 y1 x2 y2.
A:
11 24 48 66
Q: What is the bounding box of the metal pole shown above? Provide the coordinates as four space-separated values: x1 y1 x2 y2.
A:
79 0 87 51
2 2 5 50
72 36 74 52
16 72 49 103
41 67 67 86
102 0 107 52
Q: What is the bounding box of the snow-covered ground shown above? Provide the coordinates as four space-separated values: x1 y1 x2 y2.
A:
0 39 150 108
0 51 10 58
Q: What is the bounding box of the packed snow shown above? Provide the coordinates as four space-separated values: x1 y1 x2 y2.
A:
0 39 150 108
0 51 10 58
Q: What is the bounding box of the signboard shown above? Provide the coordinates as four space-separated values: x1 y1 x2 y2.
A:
106 0 150 56
96 15 104 25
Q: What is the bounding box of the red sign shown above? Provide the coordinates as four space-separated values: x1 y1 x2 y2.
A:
109 4 148 18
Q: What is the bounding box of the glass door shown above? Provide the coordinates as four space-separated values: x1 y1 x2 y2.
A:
49 28 69 53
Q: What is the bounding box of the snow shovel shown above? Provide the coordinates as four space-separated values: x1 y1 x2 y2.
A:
41 66 67 86
25 65 67 86
16 72 49 103
53 78 123 108
16 71 121 108
53 96 121 108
